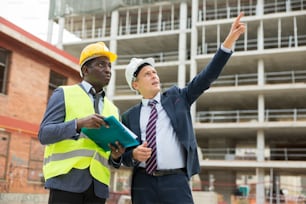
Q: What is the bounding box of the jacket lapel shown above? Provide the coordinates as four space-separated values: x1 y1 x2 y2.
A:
161 94 178 132
129 103 142 143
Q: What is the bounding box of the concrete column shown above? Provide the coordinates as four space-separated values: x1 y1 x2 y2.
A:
256 168 266 204
158 6 162 31
137 8 141 34
102 14 106 37
258 64 265 161
293 16 298 47
200 138 236 203
256 0 264 16
256 58 266 204
257 130 265 161
178 1 187 88
258 94 265 123
107 10 119 100
190 0 198 122
147 7 151 33
257 0 264 51
91 16 95 38
82 16 86 38
112 171 118 192
110 10 119 53
56 17 65 49
257 20 264 51
47 19 53 43
200 170 236 204
257 59 264 86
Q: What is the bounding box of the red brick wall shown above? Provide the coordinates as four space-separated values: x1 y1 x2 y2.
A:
0 32 80 194
5 51 50 123
5 131 46 193
0 40 80 123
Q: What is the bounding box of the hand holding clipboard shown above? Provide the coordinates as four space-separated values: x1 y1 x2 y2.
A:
81 116 139 151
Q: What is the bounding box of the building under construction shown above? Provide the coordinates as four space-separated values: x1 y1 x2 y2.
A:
47 0 306 203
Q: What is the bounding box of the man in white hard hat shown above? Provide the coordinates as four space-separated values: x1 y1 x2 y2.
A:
121 13 246 204
38 42 125 204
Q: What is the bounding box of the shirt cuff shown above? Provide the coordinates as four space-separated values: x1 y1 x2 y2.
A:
110 156 122 168
221 44 233 53
72 119 80 140
132 158 140 166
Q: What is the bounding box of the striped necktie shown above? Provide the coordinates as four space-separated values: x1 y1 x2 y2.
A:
146 100 158 174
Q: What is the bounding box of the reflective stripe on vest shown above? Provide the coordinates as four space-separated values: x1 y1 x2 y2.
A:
43 149 109 168
42 84 119 186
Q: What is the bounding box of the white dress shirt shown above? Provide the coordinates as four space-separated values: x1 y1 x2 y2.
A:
139 92 186 169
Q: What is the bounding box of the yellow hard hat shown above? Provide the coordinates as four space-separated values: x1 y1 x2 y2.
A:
79 41 117 69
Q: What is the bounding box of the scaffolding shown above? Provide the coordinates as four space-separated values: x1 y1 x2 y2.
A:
48 0 184 20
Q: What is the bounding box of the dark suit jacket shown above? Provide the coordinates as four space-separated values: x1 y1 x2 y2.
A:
121 48 232 179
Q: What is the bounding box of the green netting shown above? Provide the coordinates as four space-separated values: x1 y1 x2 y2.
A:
48 0 124 19
48 0 185 19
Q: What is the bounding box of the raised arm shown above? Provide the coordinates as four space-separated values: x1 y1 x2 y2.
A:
223 12 246 49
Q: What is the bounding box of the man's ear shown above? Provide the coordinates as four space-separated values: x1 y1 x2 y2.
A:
81 66 88 77
132 81 138 90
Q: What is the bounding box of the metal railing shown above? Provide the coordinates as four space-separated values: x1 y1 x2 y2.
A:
212 70 306 87
200 34 306 54
198 0 306 21
212 73 258 86
265 70 306 84
264 0 306 14
264 35 306 49
116 50 180 65
115 82 175 95
201 147 306 161
73 27 111 39
69 0 306 40
196 110 258 123
196 109 306 123
198 5 257 22
118 19 184 36
115 70 306 95
265 109 306 122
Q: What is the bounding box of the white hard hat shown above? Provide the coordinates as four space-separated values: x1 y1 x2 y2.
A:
125 57 155 90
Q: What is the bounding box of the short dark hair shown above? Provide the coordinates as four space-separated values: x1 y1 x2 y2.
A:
83 58 96 68
133 63 151 77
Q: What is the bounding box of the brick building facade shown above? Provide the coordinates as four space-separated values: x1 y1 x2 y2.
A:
0 17 79 198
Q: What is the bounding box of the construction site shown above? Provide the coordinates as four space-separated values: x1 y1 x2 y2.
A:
1 0 306 203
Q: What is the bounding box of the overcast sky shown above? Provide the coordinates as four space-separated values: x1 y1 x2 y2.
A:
1 0 79 43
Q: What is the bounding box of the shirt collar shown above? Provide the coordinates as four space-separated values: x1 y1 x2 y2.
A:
142 92 161 107
81 80 104 95
81 80 92 93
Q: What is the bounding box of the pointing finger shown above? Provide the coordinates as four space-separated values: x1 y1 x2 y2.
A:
234 12 244 26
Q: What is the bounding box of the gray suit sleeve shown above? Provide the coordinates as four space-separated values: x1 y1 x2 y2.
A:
38 87 78 145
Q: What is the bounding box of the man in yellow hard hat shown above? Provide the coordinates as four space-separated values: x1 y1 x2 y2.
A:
38 42 125 204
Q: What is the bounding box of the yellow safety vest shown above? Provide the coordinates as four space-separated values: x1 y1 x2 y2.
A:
43 84 119 186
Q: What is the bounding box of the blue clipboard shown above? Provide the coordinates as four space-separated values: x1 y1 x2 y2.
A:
81 116 139 151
